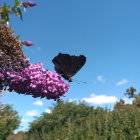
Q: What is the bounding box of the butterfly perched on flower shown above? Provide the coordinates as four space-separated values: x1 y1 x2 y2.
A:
52 53 86 82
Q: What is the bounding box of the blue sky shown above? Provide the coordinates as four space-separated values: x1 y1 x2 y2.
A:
1 0 140 132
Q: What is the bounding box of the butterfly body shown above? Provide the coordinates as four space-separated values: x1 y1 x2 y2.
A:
52 53 86 82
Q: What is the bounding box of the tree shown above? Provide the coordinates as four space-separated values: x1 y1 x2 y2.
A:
125 87 137 98
23 89 140 140
0 102 20 140
24 101 96 140
125 87 140 107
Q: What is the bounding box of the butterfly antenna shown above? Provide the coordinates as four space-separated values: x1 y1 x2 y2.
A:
73 79 87 84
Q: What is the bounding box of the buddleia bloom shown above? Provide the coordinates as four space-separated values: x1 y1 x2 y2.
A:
0 25 29 70
8 63 70 100
0 25 29 91
21 41 35 46
22 1 37 8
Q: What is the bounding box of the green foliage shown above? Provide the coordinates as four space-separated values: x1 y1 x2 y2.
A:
23 97 140 140
14 0 20 7
0 2 20 25
0 103 20 140
125 87 140 107
0 0 33 25
125 87 137 98
3 87 140 140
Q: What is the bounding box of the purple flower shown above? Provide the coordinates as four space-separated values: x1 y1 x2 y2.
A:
21 41 35 46
22 1 37 8
9 63 70 101
0 74 4 79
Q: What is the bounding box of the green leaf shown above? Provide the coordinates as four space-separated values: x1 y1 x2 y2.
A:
11 7 16 13
1 11 10 24
14 0 20 7
0 3 12 24
15 35 21 40
16 8 23 20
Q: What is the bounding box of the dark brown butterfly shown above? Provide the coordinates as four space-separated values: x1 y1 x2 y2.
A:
52 53 86 82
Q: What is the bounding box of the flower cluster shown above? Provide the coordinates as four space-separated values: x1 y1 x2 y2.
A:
8 63 69 100
22 1 37 8
0 25 29 67
0 68 13 91
21 41 35 46
0 25 25 59
0 3 70 101
0 25 29 91
0 55 29 91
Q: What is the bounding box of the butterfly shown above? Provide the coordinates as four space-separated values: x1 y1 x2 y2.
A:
52 53 86 82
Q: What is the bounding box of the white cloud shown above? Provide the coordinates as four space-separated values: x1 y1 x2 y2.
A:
83 94 117 104
116 79 128 86
123 97 133 104
21 118 28 122
26 110 39 116
33 100 44 106
97 75 106 83
45 109 52 113
68 99 79 103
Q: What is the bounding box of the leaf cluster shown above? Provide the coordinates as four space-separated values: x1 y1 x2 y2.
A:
23 98 140 140
0 102 20 140
0 0 24 25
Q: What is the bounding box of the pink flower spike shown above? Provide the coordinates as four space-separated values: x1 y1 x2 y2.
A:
22 1 37 8
9 63 70 101
21 41 35 46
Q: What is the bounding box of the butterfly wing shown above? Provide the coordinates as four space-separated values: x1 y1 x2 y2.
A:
52 53 86 82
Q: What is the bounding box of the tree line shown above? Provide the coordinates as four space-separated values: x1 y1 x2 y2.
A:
1 87 140 140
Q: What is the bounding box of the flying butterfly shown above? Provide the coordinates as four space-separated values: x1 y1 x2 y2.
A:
52 53 86 82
